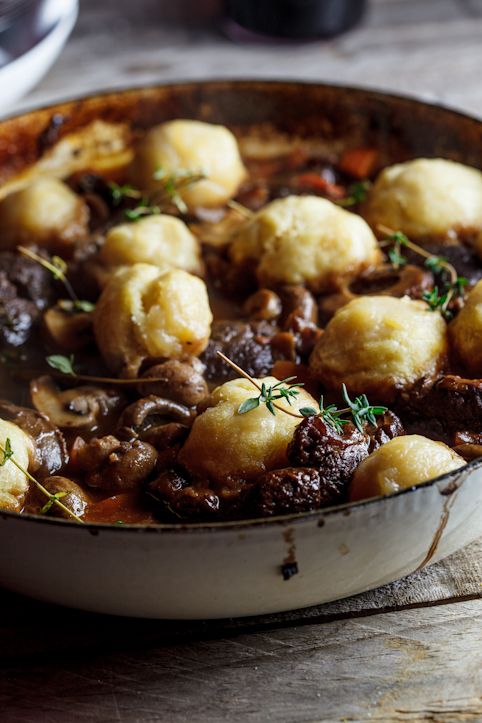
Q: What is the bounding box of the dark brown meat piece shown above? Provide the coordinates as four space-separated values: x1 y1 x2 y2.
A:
399 375 482 434
288 417 370 498
72 435 157 491
0 295 38 347
137 358 209 407
368 411 405 452
201 320 276 383
0 400 67 478
0 252 56 308
405 242 482 287
252 467 337 517
147 469 221 521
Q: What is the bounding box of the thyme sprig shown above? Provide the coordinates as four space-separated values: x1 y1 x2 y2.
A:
47 354 76 376
0 438 84 523
216 352 387 432
123 168 206 220
337 180 371 208
108 182 141 206
41 353 185 386
378 225 468 319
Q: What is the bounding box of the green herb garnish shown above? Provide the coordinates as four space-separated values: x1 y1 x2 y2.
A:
338 180 371 207
0 439 83 523
218 352 387 433
108 182 141 206
46 354 76 376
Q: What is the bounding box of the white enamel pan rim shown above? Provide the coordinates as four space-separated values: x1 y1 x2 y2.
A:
1 456 479 533
0 79 480 534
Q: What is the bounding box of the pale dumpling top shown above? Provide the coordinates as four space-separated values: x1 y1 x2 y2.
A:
178 376 317 485
310 295 447 403
229 195 381 293
0 419 33 513
0 176 89 253
362 158 482 241
130 119 247 209
100 214 203 275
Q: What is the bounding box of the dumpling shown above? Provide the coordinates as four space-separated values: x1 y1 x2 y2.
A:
362 158 482 241
449 279 482 375
93 263 212 375
130 119 247 209
0 419 34 512
0 176 89 253
99 214 202 274
229 195 381 293
178 377 317 485
350 434 465 501
310 295 447 403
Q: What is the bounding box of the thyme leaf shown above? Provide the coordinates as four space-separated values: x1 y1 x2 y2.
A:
41 491 67 515
46 354 76 376
338 180 371 207
0 437 13 466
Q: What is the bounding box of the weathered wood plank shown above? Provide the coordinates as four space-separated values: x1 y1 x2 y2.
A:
2 599 481 722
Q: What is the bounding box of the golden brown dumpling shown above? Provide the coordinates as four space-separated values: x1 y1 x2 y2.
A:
229 195 381 293
93 263 212 374
362 158 482 241
100 214 202 274
350 434 465 501
449 279 482 375
310 296 447 403
0 419 34 512
178 377 316 485
130 120 247 209
0 176 89 253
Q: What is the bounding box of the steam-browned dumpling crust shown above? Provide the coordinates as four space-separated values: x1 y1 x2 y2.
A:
93 263 213 375
0 177 89 252
130 120 247 209
350 434 465 501
0 419 34 512
362 158 482 241
449 279 482 375
100 214 203 274
310 296 447 403
229 195 381 293
178 377 317 484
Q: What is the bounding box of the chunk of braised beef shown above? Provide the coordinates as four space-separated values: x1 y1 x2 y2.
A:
147 469 220 521
0 297 38 347
288 416 370 497
251 467 337 517
399 375 482 434
201 320 276 382
0 252 56 309
368 411 405 452
405 242 482 287
0 400 67 478
71 435 157 491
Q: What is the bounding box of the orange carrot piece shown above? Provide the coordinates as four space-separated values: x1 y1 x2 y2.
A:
338 148 379 179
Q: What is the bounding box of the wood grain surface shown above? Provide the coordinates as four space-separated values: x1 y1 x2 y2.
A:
2 1 482 720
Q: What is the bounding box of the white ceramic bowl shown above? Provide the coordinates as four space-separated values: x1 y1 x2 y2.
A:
0 81 481 618
0 0 78 115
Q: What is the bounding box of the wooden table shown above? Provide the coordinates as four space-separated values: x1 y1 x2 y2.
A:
3 1 482 720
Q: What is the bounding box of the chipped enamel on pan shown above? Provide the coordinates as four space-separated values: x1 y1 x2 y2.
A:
0 81 481 619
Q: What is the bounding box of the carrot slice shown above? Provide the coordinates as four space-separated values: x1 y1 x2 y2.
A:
339 148 379 179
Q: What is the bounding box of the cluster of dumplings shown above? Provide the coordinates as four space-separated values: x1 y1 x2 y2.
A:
1 114 482 514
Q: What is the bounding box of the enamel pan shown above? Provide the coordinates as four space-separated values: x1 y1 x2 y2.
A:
0 81 481 618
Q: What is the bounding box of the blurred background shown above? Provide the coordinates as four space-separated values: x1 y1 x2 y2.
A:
0 0 481 117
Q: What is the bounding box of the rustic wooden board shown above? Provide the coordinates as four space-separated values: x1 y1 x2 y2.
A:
2 599 482 722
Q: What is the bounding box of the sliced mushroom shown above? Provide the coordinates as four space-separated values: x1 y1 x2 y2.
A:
0 399 67 478
43 475 90 519
117 395 193 441
243 289 282 321
30 376 126 433
319 264 432 324
71 435 157 491
42 304 93 352
137 358 209 407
